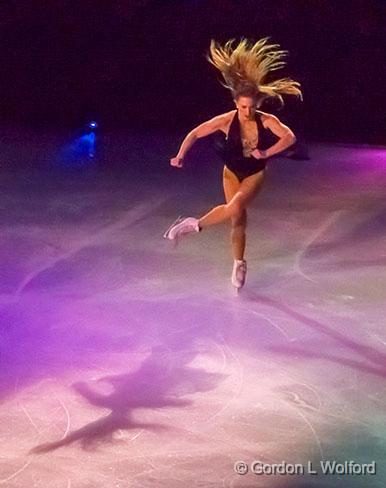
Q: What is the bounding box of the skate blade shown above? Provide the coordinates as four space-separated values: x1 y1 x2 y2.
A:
231 280 245 293
163 215 184 240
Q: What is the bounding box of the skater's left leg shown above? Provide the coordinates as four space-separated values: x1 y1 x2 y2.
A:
163 168 264 242
198 169 265 228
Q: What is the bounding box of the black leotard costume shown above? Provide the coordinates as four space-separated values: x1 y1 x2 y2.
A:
214 110 277 182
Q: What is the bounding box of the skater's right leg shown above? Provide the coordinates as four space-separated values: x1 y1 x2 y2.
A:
230 206 248 288
221 167 264 288
221 166 246 260
231 210 247 261
221 167 247 288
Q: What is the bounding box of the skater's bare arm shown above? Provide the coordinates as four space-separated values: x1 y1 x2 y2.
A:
170 113 233 167
251 114 296 160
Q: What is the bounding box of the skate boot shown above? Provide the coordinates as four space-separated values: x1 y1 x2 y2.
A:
231 259 247 289
163 216 201 240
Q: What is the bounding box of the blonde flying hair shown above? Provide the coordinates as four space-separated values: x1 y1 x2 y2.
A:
207 38 302 106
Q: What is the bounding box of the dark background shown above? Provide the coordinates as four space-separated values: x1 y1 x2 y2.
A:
0 0 385 143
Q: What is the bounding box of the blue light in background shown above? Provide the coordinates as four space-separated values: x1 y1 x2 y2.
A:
58 120 99 166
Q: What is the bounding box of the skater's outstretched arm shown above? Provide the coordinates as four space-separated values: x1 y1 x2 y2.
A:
170 112 233 167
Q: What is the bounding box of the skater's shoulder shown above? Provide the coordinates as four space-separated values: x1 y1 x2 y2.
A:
198 111 234 133
210 110 236 123
256 110 275 122
223 109 237 120
211 110 236 131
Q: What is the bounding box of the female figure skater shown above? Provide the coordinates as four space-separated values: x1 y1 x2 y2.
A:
164 38 302 289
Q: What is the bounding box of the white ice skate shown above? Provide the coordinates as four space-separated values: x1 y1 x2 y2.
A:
231 259 247 289
163 216 201 240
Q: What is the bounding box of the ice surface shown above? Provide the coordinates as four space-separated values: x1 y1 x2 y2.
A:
0 131 385 487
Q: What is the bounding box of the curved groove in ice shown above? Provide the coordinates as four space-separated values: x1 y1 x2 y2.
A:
285 400 324 459
0 458 34 485
19 405 40 434
14 199 168 297
200 331 244 424
56 396 71 440
292 211 344 283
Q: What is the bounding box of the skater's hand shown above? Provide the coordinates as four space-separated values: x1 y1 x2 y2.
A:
170 156 184 168
251 149 267 160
